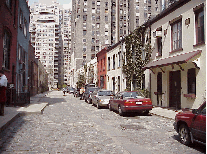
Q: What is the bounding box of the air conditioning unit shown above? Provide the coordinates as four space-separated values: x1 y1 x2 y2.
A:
153 31 162 38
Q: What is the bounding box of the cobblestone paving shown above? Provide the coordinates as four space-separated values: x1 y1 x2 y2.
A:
0 91 205 154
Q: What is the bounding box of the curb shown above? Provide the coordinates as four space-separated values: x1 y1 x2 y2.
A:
0 103 48 133
150 112 174 120
17 102 48 115
0 112 21 133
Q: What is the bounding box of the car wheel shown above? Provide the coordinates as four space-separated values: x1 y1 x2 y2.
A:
97 102 101 109
108 103 112 111
179 124 191 145
118 106 124 116
144 110 149 115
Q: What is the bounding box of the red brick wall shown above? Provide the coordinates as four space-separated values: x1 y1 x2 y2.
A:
0 0 18 85
97 48 107 89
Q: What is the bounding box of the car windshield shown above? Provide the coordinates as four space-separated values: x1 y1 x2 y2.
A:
123 91 144 98
86 87 99 93
98 91 113 96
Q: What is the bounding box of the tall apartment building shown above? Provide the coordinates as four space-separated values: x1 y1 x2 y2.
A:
71 0 164 72
71 0 113 72
29 0 64 88
62 5 72 85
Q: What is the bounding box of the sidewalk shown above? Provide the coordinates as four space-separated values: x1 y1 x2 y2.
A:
0 92 181 132
150 106 181 120
0 92 49 133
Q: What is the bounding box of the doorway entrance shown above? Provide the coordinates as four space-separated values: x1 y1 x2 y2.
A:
169 70 181 109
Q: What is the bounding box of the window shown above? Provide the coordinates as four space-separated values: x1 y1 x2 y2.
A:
13 0 17 25
83 30 87 36
97 1 100 6
105 2 108 7
96 46 99 51
108 57 110 70
83 46 86 52
6 0 12 9
157 37 162 56
100 76 104 88
118 52 121 67
23 18 27 37
91 54 95 59
83 15 87 21
157 72 162 93
105 16 108 22
91 46 95 51
195 6 204 44
105 31 108 36
188 68 196 94
142 74 145 90
171 20 182 51
100 59 102 71
118 76 120 92
19 10 23 28
3 30 11 70
113 54 115 69
92 9 95 14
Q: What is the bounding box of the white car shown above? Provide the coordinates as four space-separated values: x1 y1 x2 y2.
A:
91 90 114 109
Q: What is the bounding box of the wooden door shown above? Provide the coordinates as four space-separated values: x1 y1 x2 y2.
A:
169 70 181 109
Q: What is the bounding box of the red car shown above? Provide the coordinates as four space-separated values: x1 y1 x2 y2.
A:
174 102 206 146
108 91 152 116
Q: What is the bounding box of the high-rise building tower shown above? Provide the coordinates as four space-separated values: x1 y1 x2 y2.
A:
62 5 72 85
29 1 64 88
71 0 112 71
71 0 163 73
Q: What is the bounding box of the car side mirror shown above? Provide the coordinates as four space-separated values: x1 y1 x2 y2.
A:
192 109 198 114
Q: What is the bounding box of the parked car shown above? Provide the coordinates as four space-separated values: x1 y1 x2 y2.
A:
91 89 114 109
173 101 206 146
67 87 75 94
74 88 80 97
108 91 152 116
85 83 96 89
84 87 100 104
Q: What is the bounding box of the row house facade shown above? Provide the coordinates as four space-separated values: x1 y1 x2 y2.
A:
0 0 18 89
106 40 126 93
97 41 127 93
28 42 38 97
16 0 30 105
143 0 206 109
85 58 97 86
0 0 48 106
97 47 107 89
95 0 206 109
0 0 19 105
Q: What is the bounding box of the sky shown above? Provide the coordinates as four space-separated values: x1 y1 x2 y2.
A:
28 0 72 8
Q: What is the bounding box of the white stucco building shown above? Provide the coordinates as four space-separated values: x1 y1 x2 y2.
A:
107 40 126 93
143 0 206 109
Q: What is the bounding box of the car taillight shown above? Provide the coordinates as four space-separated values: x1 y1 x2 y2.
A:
124 101 135 106
143 100 152 104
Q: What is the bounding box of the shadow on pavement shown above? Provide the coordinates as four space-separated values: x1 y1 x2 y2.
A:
0 116 25 151
172 135 206 153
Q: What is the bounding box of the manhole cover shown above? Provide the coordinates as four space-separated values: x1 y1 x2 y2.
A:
120 124 145 130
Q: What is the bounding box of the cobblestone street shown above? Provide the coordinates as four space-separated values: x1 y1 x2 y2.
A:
0 91 205 153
